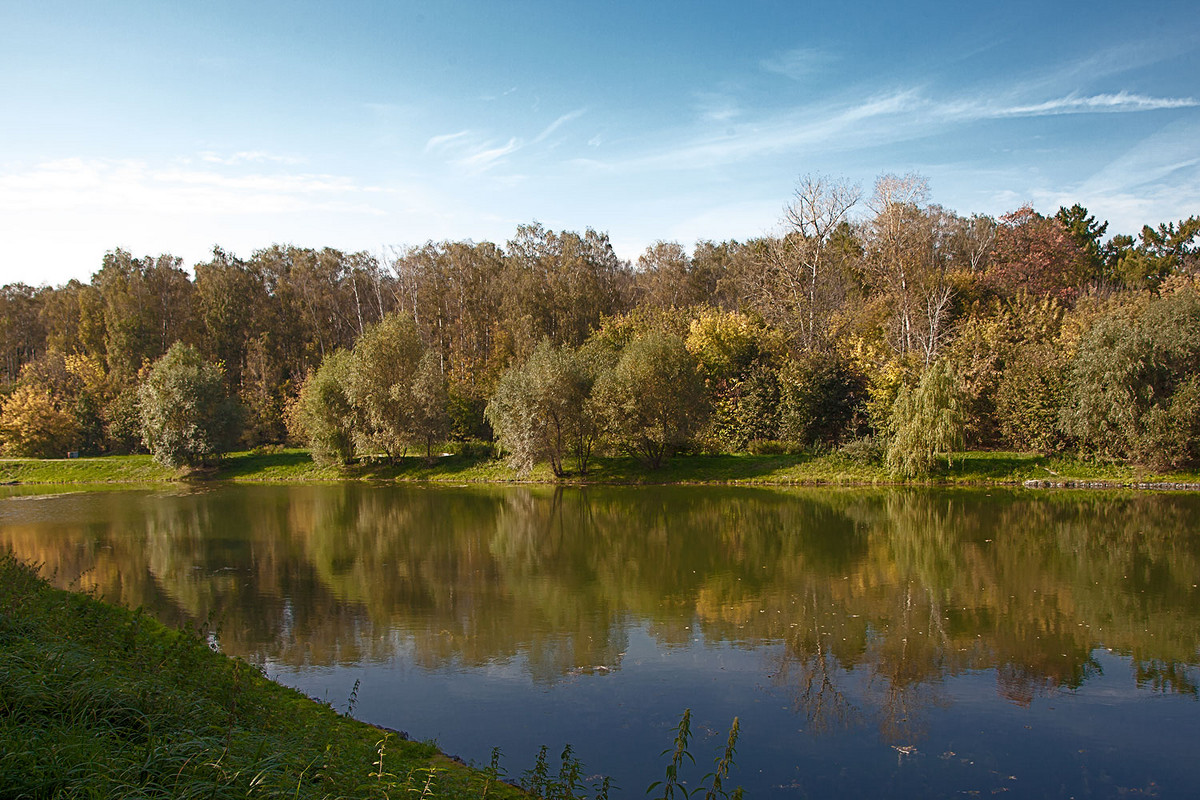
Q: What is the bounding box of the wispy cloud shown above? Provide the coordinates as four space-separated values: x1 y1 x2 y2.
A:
0 157 389 216
452 138 521 170
760 47 833 81
425 108 587 173
425 130 474 152
198 150 306 166
531 108 587 144
980 91 1197 118
693 91 740 123
575 81 1196 175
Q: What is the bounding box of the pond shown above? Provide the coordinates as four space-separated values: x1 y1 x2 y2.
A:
2 483 1199 798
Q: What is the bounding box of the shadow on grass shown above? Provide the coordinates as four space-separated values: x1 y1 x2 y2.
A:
218 449 317 478
943 452 1045 480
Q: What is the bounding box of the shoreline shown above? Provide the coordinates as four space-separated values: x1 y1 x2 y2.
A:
1 448 1198 492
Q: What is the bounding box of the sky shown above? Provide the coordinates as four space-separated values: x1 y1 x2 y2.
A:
2 0 1198 287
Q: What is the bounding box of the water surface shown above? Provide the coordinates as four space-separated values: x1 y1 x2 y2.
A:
2 484 1198 798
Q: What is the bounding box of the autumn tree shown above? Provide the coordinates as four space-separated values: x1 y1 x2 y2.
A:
685 310 783 449
782 174 862 351
0 284 46 384
0 385 79 457
984 207 1091 301
861 175 960 363
93 250 196 384
502 223 634 354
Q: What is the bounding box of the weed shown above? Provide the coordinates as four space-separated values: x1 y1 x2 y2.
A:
647 709 743 800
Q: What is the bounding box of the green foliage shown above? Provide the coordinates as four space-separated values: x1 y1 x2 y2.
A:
647 709 743 800
138 342 243 468
777 350 868 448
886 359 968 478
485 340 604 476
345 312 449 461
594 333 707 469
289 349 357 465
995 342 1068 452
944 293 1068 448
706 359 780 451
1062 283 1200 469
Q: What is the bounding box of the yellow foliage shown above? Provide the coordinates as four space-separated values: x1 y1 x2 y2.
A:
0 385 80 457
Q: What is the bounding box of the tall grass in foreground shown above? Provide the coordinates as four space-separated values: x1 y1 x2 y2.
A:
0 552 522 799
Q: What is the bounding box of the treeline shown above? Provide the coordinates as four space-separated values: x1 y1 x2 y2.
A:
1 174 1198 474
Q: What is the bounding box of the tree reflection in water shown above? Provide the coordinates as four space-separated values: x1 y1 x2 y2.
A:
2 483 1198 740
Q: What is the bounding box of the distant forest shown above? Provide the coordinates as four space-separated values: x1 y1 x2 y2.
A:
1 173 1198 474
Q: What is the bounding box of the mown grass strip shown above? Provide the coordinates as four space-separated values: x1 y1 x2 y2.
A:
2 447 1198 489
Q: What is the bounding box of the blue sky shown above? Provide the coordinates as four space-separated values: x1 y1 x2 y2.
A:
2 0 1198 286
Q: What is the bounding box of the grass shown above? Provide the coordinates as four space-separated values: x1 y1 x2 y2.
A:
2 446 1198 490
0 453 178 485
0 552 528 799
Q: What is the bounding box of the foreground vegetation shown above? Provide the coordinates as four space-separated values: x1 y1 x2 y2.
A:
2 447 1198 489
0 552 526 799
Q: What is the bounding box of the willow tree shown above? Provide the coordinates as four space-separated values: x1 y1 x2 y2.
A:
345 312 448 461
885 359 967 478
485 339 604 477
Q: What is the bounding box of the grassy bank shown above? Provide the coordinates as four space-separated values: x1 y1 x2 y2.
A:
3 447 1199 489
0 552 524 799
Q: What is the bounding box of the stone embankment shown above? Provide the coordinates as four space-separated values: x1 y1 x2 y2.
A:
1024 479 1200 491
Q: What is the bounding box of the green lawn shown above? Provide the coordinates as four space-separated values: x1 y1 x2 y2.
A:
2 447 1197 489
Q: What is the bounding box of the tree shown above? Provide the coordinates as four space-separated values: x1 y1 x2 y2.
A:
685 310 783 450
288 349 357 465
1056 204 1109 286
0 385 79 458
93 250 196 385
0 283 46 384
1113 216 1200 289
984 207 1090 301
485 340 603 476
594 333 707 468
861 175 960 363
782 174 862 351
502 223 634 353
409 350 450 460
345 312 448 460
1061 283 1200 469
138 342 242 468
777 350 869 448
885 360 967 478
